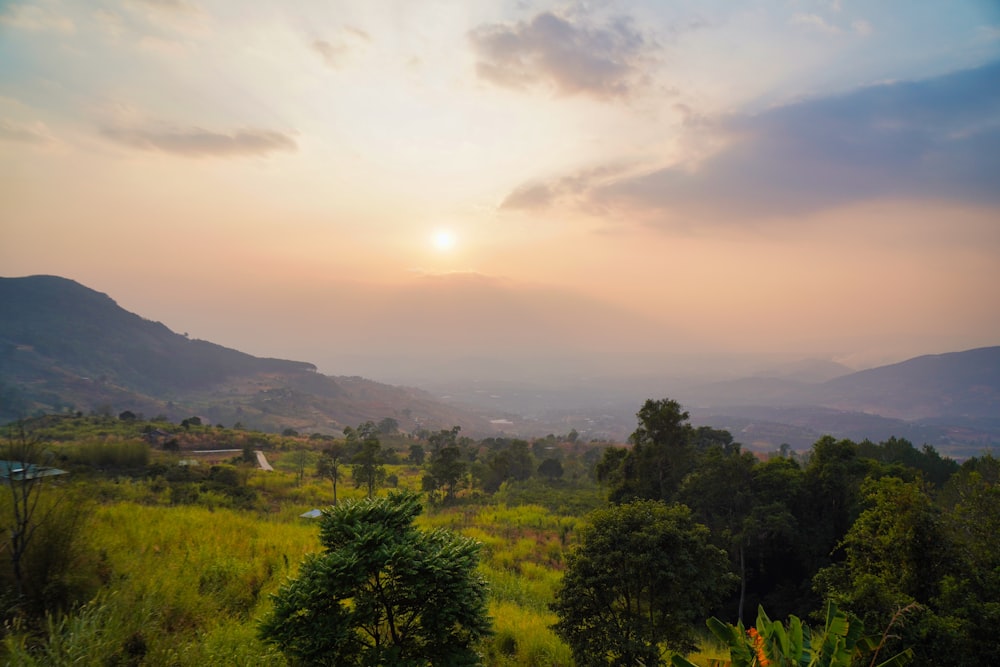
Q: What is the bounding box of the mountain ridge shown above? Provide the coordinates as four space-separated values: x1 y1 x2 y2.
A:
0 275 491 434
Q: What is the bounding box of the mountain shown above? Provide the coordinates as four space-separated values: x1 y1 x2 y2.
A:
676 347 1000 457
814 347 1000 420
0 275 491 434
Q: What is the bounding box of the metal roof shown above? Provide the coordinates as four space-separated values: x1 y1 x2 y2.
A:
0 460 68 481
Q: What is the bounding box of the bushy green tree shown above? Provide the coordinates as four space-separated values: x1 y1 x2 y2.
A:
602 399 697 503
814 476 973 666
422 444 466 502
259 491 491 666
551 500 735 666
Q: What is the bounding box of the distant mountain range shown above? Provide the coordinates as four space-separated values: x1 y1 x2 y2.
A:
425 348 1000 457
0 275 491 434
1 275 997 455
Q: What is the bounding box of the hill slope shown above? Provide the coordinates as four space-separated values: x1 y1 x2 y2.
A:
0 275 490 434
814 347 1000 420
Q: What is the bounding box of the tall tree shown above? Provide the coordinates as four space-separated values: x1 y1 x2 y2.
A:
551 500 735 666
677 445 757 621
423 443 466 503
351 423 385 499
317 443 346 505
815 477 956 666
2 422 58 602
260 491 491 666
608 399 696 503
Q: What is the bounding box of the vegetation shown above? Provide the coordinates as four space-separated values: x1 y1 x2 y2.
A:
0 398 995 665
671 602 913 667
260 491 491 665
552 500 734 665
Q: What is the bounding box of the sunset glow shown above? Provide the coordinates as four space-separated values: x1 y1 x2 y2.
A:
1 1 998 381
432 230 457 253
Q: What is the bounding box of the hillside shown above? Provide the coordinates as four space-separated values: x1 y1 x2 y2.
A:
814 347 1000 420
0 275 491 434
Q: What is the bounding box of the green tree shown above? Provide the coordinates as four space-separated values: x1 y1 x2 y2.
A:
407 444 425 465
377 417 399 436
351 426 385 499
815 477 956 666
479 440 534 492
551 500 735 666
317 443 346 505
606 399 696 503
259 491 491 666
677 445 757 621
0 421 97 621
423 443 466 503
538 457 564 482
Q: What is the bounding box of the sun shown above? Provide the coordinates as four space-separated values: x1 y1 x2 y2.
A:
432 229 457 252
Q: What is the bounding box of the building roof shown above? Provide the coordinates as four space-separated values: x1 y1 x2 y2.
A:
0 460 68 481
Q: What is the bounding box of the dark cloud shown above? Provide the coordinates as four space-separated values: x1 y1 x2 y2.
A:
100 124 297 158
595 60 1000 222
468 11 652 99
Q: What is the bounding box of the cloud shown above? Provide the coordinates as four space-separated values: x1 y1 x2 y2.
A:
0 119 52 145
852 19 873 36
312 27 371 69
468 10 653 99
790 13 840 34
589 60 1000 224
500 182 555 211
0 3 75 33
100 124 297 158
127 0 200 14
500 163 635 214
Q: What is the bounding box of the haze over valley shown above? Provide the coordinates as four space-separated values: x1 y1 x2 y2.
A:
2 1 999 450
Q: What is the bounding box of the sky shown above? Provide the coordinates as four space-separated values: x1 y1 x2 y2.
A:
2 0 999 383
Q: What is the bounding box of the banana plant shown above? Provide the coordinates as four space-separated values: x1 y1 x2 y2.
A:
671 601 913 667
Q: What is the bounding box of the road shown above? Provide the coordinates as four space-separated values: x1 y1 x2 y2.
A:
255 450 274 471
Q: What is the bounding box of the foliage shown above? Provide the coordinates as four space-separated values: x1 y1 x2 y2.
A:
259 491 491 666
617 398 696 502
538 457 564 481
671 601 913 667
349 422 385 499
552 500 736 666
817 472 1000 666
0 422 102 623
316 442 346 505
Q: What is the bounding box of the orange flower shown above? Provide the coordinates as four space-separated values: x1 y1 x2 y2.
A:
747 627 770 666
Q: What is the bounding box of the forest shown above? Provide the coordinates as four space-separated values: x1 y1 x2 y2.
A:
0 399 997 666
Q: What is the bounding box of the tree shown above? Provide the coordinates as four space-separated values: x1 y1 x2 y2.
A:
814 477 956 665
259 491 491 666
0 421 95 620
551 500 735 666
479 440 533 492
407 444 425 466
538 457 564 482
677 445 757 621
1 421 55 603
351 426 385 499
377 417 400 436
423 443 466 503
317 443 346 505
604 399 696 503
